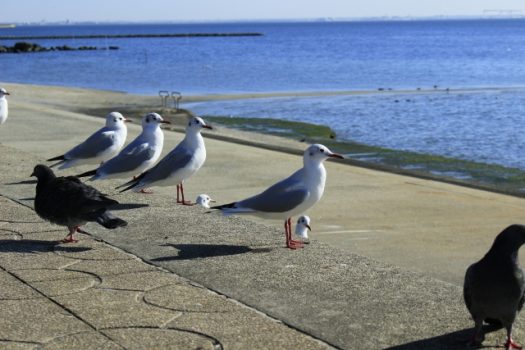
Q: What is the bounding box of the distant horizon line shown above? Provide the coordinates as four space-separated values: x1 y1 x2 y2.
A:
3 14 525 26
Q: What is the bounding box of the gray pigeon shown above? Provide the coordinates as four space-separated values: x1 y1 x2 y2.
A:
31 164 127 243
464 224 525 349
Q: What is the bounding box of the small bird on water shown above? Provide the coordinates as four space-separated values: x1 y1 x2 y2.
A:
31 164 127 243
47 111 130 169
464 224 525 349
0 88 10 125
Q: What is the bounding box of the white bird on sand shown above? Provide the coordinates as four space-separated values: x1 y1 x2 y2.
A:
0 88 10 124
213 144 343 249
117 116 212 204
47 112 130 169
195 194 216 209
77 112 169 182
295 215 312 244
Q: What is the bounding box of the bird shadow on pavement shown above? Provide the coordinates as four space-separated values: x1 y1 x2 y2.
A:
151 243 272 261
0 239 92 254
386 324 502 350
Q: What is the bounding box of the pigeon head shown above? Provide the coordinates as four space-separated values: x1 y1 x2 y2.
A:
295 215 312 239
196 194 215 209
31 165 56 189
304 144 344 165
105 112 129 128
187 116 212 133
490 225 525 255
141 113 170 130
0 88 9 98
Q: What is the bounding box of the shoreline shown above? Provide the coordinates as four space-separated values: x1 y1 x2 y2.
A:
4 80 525 197
4 81 525 197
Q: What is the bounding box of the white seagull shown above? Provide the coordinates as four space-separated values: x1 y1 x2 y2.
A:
0 88 10 125
77 113 169 182
118 116 212 204
195 194 216 209
295 215 312 244
213 144 343 249
47 112 130 169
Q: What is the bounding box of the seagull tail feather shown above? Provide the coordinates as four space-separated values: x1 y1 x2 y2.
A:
49 160 66 168
96 212 127 229
210 202 237 210
118 181 140 193
117 172 148 192
76 169 97 178
47 155 65 161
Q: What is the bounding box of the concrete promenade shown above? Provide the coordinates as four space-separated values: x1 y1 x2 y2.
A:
1 83 525 349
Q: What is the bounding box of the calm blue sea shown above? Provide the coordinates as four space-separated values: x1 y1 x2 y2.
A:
2 20 525 169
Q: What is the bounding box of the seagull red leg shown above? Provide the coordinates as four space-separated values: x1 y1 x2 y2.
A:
178 183 193 205
285 217 304 249
285 219 296 249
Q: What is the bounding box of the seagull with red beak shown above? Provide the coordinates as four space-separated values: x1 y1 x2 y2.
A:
118 116 212 204
213 144 343 249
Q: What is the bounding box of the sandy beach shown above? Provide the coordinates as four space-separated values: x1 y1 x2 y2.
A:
2 81 525 287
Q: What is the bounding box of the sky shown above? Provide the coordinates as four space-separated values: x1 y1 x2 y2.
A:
3 0 525 23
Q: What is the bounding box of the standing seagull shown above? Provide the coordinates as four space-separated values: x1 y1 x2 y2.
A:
0 88 10 125
118 116 212 204
31 164 127 243
464 224 525 349
212 144 343 249
295 215 312 244
77 112 169 181
47 112 130 169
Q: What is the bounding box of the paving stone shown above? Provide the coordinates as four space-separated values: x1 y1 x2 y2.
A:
101 327 217 350
144 283 239 313
0 269 42 300
41 331 121 350
97 270 184 291
53 289 178 329
171 311 331 350
0 299 91 343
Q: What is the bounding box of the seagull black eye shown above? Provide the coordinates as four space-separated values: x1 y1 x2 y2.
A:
320 149 325 153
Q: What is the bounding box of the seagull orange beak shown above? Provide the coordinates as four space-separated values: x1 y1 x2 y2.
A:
328 152 344 159
305 224 312 231
203 124 213 130
124 118 132 123
160 120 171 124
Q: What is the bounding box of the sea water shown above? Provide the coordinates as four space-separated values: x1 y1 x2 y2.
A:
1 20 525 169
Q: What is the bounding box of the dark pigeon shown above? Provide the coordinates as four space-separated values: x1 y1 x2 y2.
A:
31 164 127 243
464 224 525 349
